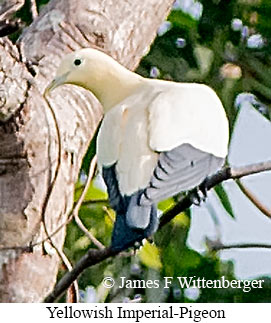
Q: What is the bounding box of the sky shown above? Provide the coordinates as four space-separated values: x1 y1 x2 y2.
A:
187 99 271 279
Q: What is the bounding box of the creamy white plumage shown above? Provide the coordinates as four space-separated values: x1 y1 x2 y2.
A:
45 48 229 251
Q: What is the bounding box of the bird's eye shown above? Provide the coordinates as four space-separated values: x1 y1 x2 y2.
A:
74 59 82 66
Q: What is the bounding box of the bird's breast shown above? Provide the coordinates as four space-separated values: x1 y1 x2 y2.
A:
97 99 158 196
116 104 158 196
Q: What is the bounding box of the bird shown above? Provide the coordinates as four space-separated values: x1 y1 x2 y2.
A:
45 48 229 252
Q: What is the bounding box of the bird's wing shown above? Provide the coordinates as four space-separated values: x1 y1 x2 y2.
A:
148 83 229 158
97 86 160 196
97 105 128 212
138 83 228 206
140 143 224 205
97 104 126 168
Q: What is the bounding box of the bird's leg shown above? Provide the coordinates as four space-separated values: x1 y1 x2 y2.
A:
199 177 209 198
189 178 209 206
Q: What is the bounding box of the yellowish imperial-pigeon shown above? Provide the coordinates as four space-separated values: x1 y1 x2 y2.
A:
45 48 229 251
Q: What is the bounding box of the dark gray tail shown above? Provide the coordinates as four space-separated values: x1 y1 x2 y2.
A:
102 166 158 251
110 193 158 251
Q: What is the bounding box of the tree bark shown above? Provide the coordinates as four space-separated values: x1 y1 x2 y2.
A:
0 0 173 302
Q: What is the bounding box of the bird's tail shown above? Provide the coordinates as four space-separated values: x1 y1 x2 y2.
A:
110 191 158 251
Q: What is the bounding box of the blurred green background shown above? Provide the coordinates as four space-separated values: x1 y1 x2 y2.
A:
15 0 271 302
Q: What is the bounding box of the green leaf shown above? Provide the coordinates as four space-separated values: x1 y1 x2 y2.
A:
158 197 175 212
85 182 108 201
214 183 235 218
138 241 162 270
169 10 198 30
194 45 214 75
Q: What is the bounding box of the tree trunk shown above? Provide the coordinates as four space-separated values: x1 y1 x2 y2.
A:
0 0 173 302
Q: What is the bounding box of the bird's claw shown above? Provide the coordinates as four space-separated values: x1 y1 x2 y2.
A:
132 236 153 252
134 241 142 250
135 235 153 248
199 178 208 198
190 178 208 206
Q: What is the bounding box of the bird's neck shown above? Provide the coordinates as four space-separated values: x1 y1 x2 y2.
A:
84 63 144 113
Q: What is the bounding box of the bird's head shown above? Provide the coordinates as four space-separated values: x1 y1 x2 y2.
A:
44 48 143 111
44 48 107 95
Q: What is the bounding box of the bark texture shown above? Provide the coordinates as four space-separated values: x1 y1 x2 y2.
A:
0 0 173 302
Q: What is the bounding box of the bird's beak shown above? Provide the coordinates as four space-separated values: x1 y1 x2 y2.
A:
43 72 69 97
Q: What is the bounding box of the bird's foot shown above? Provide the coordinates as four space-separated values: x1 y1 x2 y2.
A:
190 178 208 206
134 240 143 251
132 236 153 252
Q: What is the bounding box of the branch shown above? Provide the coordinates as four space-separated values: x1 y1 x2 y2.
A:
160 160 271 227
58 249 79 303
82 199 109 206
0 0 25 37
0 0 25 21
213 243 271 251
0 18 24 37
0 155 101 251
44 248 117 302
236 179 271 218
206 238 271 251
29 0 38 20
73 155 106 250
44 160 271 302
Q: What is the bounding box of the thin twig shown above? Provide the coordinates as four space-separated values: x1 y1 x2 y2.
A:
44 160 271 302
217 243 271 250
74 215 105 250
230 161 271 179
72 155 97 218
102 205 114 223
0 156 102 251
43 95 79 302
44 248 117 302
0 0 25 21
74 184 84 194
236 179 271 218
208 241 271 252
30 0 38 20
41 97 63 248
159 161 271 227
73 155 105 250
59 249 79 303
82 198 109 206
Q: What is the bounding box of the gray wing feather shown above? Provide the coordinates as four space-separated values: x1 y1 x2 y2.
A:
141 143 224 205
